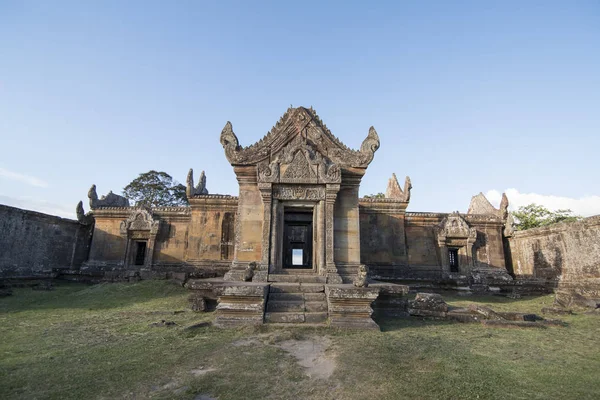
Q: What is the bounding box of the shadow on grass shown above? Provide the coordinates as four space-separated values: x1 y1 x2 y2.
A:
0 280 190 313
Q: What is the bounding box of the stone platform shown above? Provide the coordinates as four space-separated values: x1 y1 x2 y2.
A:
185 276 410 330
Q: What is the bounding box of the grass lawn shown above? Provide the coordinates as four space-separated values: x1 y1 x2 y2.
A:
1 281 599 400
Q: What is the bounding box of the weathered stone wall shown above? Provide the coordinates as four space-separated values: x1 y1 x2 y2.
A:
334 185 361 264
87 198 238 273
465 216 506 271
359 199 409 278
87 215 127 266
359 210 508 280
509 216 600 303
0 204 92 278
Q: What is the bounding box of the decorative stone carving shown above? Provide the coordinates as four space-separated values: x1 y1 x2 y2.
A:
467 192 513 237
359 126 381 165
435 212 477 274
243 262 257 282
282 150 317 182
504 213 515 237
436 212 477 240
272 185 326 200
75 201 94 225
88 185 130 209
220 106 379 169
257 160 280 183
499 193 509 220
119 209 160 235
385 173 412 202
186 168 209 198
353 265 369 287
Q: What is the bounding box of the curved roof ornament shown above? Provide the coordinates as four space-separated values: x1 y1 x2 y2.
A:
359 126 380 166
220 121 240 163
219 107 380 168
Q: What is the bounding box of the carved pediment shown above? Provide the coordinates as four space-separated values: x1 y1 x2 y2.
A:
436 212 477 241
257 134 341 184
220 106 379 169
120 209 160 235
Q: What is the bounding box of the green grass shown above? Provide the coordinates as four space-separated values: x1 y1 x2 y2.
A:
1 281 599 400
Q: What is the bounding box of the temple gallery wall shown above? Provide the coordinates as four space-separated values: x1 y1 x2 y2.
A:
1 107 598 316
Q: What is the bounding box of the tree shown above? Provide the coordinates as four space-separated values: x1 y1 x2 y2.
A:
511 203 581 230
364 192 386 199
123 170 189 207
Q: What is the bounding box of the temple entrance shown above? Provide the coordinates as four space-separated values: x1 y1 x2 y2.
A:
134 241 147 266
449 248 459 273
283 210 313 269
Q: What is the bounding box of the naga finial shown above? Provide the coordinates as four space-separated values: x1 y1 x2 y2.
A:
220 121 240 162
186 168 208 198
359 126 380 166
76 200 94 225
403 176 412 202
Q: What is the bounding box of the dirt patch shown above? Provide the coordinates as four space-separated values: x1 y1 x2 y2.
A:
190 367 217 377
232 337 261 347
275 337 336 379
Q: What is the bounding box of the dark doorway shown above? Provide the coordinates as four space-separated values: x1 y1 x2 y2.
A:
283 210 313 269
135 241 147 266
449 248 459 273
221 212 235 260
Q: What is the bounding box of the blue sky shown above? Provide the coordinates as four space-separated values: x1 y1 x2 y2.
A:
1 1 599 218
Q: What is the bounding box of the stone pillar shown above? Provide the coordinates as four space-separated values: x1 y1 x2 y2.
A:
269 199 279 273
318 200 326 275
256 182 272 282
439 240 450 274
326 184 342 283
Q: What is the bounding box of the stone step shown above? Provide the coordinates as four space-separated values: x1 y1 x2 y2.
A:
268 292 304 301
265 312 305 323
305 312 329 324
269 283 302 293
303 292 326 302
305 301 328 312
269 283 324 294
266 300 305 313
268 274 327 283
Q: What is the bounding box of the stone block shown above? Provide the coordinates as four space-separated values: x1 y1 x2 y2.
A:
304 292 327 302
265 312 305 323
409 293 449 313
305 301 328 312
214 283 269 327
408 308 447 318
266 300 304 312
325 285 380 330
305 312 328 324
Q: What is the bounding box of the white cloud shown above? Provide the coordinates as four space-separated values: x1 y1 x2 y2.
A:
0 195 75 219
0 167 48 188
485 188 600 217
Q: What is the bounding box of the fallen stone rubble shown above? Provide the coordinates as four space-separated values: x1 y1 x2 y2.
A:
408 292 567 327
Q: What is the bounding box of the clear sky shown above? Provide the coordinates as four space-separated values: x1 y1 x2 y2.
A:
1 1 599 218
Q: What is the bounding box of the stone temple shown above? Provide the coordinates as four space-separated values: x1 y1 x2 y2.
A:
71 106 526 328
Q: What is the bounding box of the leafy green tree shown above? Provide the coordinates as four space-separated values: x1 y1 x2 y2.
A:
364 192 386 199
512 203 580 230
123 170 189 207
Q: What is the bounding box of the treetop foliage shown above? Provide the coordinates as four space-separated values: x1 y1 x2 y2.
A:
122 170 188 207
364 192 385 199
511 203 581 230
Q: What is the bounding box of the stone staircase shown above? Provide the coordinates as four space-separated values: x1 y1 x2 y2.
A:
265 279 328 325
